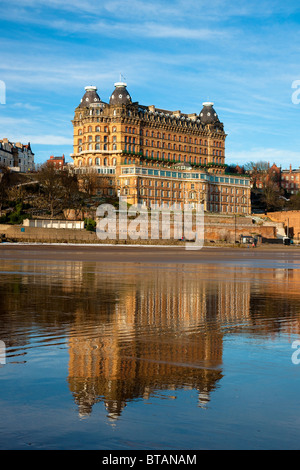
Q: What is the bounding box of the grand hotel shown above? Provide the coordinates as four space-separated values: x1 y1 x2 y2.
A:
71 82 251 214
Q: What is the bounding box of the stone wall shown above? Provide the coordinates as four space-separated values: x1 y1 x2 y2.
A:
266 211 300 239
0 214 277 245
0 226 98 243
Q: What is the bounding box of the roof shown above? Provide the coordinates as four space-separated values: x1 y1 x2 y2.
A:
109 82 132 106
199 102 220 125
78 86 102 108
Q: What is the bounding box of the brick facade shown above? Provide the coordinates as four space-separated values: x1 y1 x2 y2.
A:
71 82 251 215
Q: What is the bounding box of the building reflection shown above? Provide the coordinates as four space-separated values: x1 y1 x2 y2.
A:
1 258 300 422
67 264 252 421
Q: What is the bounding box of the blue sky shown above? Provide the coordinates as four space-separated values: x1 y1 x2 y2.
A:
0 0 300 168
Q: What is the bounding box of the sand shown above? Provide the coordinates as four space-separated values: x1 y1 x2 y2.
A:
0 242 300 264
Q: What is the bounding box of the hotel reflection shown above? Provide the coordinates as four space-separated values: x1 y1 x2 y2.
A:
67 265 252 421
1 259 300 422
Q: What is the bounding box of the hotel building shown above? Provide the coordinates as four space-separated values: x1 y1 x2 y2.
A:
71 82 251 214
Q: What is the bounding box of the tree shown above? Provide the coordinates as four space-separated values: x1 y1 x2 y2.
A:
0 165 11 217
288 192 300 210
60 171 85 219
261 181 285 212
35 163 66 217
79 169 99 197
244 160 270 172
35 164 89 218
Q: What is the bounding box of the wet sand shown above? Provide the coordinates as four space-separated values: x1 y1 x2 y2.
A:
0 243 300 264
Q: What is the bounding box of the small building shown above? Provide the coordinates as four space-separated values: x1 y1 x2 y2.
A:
0 138 35 172
281 165 300 195
47 155 66 170
23 219 84 229
0 139 14 167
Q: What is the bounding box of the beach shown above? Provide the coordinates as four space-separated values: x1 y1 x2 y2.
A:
1 241 300 450
0 242 299 264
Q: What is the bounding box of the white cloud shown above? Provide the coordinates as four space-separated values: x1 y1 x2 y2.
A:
20 135 73 145
11 102 40 111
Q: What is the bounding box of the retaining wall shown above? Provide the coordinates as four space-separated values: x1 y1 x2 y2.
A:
0 216 277 245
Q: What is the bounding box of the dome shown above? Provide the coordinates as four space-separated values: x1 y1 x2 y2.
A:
79 86 101 107
109 82 132 106
199 102 220 125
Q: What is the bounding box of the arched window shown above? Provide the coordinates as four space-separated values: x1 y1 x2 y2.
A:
104 158 108 166
96 158 100 165
88 158 93 166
